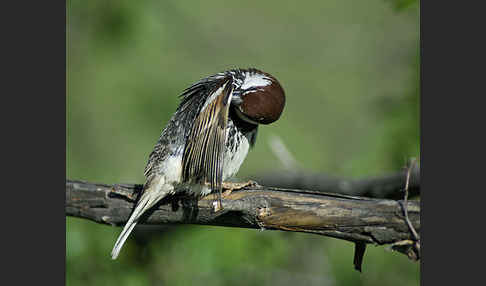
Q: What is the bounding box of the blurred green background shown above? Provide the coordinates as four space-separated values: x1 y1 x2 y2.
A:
66 0 420 285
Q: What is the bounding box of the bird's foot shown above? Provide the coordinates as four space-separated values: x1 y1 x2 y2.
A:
221 180 257 197
210 180 258 213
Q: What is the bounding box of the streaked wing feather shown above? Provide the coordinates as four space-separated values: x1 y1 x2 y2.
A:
182 80 233 193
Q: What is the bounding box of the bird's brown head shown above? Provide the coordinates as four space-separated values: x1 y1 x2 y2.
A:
231 68 286 125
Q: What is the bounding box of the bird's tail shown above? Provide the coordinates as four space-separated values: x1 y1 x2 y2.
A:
111 177 171 260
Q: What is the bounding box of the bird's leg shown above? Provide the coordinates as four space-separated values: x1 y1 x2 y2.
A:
222 180 258 197
201 182 224 212
216 186 223 212
207 180 258 212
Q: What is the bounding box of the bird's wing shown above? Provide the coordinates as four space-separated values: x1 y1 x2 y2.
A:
182 79 233 194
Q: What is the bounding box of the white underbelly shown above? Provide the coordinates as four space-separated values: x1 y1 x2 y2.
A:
223 134 250 180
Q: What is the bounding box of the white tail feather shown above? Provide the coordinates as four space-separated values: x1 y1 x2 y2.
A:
111 218 138 259
111 179 171 260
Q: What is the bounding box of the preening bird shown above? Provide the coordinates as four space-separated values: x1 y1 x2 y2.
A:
111 68 286 259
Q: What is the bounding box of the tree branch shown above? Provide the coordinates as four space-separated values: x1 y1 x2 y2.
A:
66 179 420 262
262 135 420 200
252 165 420 200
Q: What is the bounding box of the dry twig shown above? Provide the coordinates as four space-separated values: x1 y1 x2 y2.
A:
392 158 420 260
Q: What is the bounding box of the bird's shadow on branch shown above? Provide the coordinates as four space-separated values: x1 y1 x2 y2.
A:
110 183 251 227
108 184 201 225
134 191 201 224
170 192 200 222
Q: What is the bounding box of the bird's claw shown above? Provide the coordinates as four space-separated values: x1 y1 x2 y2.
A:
222 180 257 194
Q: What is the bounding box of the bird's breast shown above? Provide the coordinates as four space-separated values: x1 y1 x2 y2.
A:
223 123 251 180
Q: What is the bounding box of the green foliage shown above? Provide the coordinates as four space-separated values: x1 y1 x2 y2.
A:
67 0 419 285
386 0 419 12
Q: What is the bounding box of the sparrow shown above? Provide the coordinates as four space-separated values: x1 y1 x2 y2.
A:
111 68 286 259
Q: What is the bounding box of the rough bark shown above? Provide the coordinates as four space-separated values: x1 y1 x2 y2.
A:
66 179 420 262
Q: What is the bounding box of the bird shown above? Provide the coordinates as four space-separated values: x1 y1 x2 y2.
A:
110 68 286 259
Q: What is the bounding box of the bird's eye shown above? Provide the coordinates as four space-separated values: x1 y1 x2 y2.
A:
231 91 243 105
